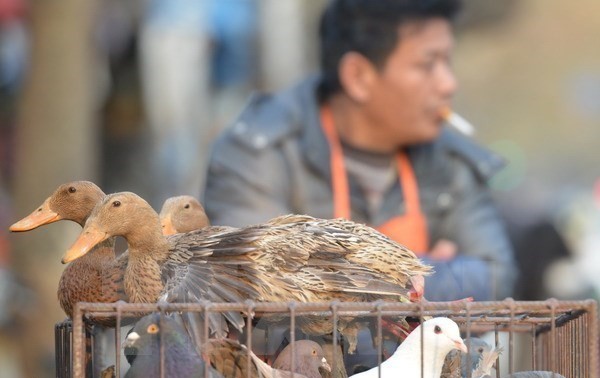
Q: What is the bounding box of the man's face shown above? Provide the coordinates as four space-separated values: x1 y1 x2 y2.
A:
365 18 457 147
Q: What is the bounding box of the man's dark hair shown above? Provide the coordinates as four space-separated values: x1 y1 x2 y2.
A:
318 0 462 99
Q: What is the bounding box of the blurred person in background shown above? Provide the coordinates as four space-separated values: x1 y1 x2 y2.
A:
203 0 517 371
204 0 516 303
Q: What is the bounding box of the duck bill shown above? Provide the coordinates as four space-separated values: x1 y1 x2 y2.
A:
320 357 332 372
454 338 468 353
62 226 108 264
9 199 62 232
161 215 178 236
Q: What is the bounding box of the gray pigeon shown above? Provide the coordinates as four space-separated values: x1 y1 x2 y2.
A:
123 313 221 378
503 373 567 378
471 346 566 378
204 338 331 378
273 340 332 378
442 336 494 378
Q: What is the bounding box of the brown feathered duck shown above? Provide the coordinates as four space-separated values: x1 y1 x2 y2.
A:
159 195 211 235
8 182 217 327
62 192 432 345
8 181 128 325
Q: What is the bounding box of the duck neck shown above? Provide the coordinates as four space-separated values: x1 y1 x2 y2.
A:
69 238 116 268
125 223 170 263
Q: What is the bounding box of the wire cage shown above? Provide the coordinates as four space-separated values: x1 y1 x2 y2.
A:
56 299 599 378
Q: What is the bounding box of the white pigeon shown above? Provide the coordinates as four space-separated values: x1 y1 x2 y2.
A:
350 317 468 378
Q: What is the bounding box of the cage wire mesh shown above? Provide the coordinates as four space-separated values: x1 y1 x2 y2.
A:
56 299 599 378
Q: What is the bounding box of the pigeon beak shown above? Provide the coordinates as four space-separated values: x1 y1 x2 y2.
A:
124 332 140 348
454 338 468 353
10 199 62 231
62 226 108 264
320 357 332 372
161 215 178 236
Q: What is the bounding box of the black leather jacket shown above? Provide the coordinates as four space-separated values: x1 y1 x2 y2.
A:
203 76 517 299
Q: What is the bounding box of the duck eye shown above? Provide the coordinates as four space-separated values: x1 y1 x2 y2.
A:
68 186 77 193
147 324 159 334
113 200 121 207
184 204 190 209
434 325 442 334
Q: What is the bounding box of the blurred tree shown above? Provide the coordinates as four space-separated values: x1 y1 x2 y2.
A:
9 0 100 375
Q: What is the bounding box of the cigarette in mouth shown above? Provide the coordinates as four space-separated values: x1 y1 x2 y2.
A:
441 108 475 136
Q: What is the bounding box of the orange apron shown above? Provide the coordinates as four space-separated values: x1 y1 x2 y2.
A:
320 105 429 254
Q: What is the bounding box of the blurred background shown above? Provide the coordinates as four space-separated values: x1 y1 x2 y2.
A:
0 0 599 376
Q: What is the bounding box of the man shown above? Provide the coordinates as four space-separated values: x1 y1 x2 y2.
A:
204 0 516 303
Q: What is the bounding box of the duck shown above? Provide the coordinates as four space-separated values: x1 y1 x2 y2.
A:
9 181 128 325
62 192 431 342
159 195 211 235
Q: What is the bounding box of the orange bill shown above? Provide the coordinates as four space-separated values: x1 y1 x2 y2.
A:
9 198 62 232
62 226 108 264
161 215 177 236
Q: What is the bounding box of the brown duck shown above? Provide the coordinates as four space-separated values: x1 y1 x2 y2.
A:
9 181 128 325
159 195 211 235
62 192 431 343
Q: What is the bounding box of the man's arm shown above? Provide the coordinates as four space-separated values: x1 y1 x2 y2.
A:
203 134 294 227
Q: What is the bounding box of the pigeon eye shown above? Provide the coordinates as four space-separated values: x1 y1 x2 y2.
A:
68 187 77 193
147 324 159 334
312 349 317 355
478 347 484 353
434 325 442 334
184 204 190 209
113 200 121 207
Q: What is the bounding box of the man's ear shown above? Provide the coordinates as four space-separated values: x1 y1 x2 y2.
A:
338 52 378 103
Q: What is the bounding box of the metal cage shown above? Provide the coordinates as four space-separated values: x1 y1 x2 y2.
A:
56 299 599 378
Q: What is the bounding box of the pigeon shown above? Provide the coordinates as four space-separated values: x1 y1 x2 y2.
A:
442 337 493 378
272 340 331 378
123 312 221 378
471 346 566 378
349 317 467 378
203 338 330 378
502 373 567 378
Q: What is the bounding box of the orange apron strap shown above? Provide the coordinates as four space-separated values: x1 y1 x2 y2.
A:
319 104 429 252
376 152 430 254
320 105 351 219
396 152 421 215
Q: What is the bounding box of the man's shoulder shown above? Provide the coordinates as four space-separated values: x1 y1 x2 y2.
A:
433 128 506 181
217 77 320 152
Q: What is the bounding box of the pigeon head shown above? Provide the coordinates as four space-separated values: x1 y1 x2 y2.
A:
124 313 195 356
462 337 493 375
420 317 467 355
273 340 331 378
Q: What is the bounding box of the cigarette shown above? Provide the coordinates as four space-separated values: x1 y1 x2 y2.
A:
441 108 475 136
